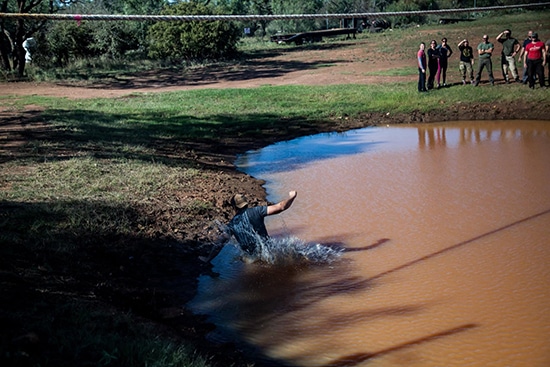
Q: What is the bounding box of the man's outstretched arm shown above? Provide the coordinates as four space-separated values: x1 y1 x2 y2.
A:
267 191 297 215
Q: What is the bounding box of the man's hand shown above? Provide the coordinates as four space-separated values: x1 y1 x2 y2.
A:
267 190 298 215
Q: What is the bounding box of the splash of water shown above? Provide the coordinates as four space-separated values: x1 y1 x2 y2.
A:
254 236 344 265
209 220 344 265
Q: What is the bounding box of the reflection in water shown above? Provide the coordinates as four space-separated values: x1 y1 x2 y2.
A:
418 122 550 149
191 121 550 367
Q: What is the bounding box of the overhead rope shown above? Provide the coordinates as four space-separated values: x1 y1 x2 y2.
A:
1 3 549 22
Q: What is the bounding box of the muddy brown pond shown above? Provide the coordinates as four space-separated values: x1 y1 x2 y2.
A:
190 121 550 367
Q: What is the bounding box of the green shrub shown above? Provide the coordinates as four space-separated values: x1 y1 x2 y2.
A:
147 2 241 62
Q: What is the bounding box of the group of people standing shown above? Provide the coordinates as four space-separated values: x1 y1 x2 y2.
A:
417 38 453 92
417 29 548 92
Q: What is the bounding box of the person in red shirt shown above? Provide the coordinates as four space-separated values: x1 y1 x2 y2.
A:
523 32 547 89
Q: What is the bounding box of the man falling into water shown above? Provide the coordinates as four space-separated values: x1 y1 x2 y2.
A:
200 190 298 262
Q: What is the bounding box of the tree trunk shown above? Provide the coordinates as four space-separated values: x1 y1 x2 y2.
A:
15 18 26 77
0 29 12 70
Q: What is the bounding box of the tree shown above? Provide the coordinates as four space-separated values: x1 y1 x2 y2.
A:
148 2 241 62
34 0 165 68
385 0 438 25
250 0 273 37
268 0 324 34
0 0 54 77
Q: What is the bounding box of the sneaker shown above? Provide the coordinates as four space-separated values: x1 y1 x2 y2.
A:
474 81 479 87
471 80 475 85
490 81 495 86
515 77 520 82
505 78 510 84
462 80 466 85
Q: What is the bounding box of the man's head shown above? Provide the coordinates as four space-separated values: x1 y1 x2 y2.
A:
504 29 511 37
482 35 489 42
531 32 539 41
231 194 248 210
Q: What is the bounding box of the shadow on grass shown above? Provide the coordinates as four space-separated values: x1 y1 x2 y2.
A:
0 198 223 367
1 107 370 172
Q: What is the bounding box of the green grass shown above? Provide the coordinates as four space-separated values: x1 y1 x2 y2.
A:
14 81 548 123
363 67 417 76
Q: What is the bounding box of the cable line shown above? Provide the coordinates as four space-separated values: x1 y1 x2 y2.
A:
1 3 549 22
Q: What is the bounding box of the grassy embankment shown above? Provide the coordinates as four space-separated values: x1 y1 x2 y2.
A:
1 9 549 367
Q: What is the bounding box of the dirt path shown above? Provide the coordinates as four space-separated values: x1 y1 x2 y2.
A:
1 40 414 99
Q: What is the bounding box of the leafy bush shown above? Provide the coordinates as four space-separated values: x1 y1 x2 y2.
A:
147 2 241 62
39 21 97 67
28 0 162 69
386 0 438 26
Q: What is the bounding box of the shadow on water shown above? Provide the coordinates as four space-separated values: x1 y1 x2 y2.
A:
324 323 479 367
190 249 375 365
366 208 550 283
325 238 391 253
192 207 550 366
189 235 433 366
191 234 484 366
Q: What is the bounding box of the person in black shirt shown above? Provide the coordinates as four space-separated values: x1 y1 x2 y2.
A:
458 39 475 85
427 40 440 90
200 190 298 262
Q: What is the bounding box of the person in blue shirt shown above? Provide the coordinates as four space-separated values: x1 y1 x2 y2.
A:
200 190 298 262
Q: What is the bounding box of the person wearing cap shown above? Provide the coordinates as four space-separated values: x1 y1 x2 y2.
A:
496 29 520 83
474 34 495 86
523 32 546 89
458 38 475 85
200 190 298 262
